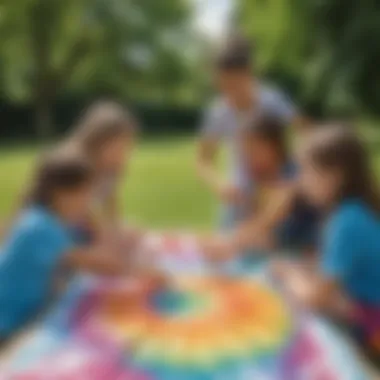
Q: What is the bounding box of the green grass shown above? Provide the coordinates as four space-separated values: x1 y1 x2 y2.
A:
0 136 218 230
2 131 380 231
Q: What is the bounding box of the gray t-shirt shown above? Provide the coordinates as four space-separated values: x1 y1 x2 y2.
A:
200 84 296 191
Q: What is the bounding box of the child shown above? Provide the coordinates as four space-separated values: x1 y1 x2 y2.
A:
0 150 143 343
203 113 318 258
1 101 136 246
197 36 302 230
67 100 138 245
275 126 380 364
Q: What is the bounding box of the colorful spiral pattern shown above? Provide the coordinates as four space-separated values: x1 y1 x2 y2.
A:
93 278 292 377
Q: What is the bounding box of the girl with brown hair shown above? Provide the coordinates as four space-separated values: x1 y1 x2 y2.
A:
275 125 380 364
203 112 319 258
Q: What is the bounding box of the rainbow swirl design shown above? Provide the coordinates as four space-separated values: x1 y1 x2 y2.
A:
92 277 292 378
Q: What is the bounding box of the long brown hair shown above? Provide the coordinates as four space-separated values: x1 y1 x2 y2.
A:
70 100 137 158
245 112 289 164
304 125 380 212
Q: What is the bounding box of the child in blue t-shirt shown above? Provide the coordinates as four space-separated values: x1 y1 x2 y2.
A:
275 125 380 362
0 150 146 342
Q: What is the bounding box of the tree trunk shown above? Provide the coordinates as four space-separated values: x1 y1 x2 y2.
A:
30 0 55 141
35 95 54 141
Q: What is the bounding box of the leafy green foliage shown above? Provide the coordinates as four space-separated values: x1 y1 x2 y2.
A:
0 0 197 136
238 0 380 117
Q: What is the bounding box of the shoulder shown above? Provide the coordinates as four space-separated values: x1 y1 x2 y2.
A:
205 97 230 119
259 83 296 117
327 200 370 235
15 207 64 239
200 97 231 136
260 83 290 102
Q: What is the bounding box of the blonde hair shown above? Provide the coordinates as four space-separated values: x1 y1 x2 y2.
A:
70 100 137 157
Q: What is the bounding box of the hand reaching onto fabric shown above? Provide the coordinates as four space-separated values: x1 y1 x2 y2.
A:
230 222 275 252
200 234 237 262
200 225 273 263
98 272 169 314
125 241 171 289
271 260 352 318
271 260 316 309
65 246 130 277
100 224 146 258
139 266 171 291
216 182 246 205
121 225 146 251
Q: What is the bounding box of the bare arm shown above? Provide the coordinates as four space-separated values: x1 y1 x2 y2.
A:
230 184 296 252
309 277 343 311
197 137 245 205
293 114 312 131
201 184 296 261
196 137 223 194
64 247 129 276
64 247 168 297
278 264 349 315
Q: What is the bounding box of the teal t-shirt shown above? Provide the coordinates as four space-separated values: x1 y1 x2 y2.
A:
321 199 380 305
0 206 73 337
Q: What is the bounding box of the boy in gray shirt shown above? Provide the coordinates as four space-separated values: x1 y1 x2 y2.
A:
197 37 302 228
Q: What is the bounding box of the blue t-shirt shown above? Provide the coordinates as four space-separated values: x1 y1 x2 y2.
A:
0 206 73 337
321 199 380 305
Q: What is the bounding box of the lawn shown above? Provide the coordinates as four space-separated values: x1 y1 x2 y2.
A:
0 136 218 230
2 132 380 231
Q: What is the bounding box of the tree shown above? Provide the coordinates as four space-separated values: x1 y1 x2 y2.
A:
0 0 193 138
307 0 380 116
237 0 380 118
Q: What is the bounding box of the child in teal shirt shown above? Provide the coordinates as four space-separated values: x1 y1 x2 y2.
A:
275 125 380 364
0 205 73 337
321 199 380 306
0 150 136 341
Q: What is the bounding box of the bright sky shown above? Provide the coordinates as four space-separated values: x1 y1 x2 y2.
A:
192 0 233 40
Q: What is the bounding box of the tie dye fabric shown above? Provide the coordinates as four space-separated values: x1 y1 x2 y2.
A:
0 235 370 380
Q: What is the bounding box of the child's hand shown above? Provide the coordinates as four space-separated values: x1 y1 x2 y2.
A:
66 246 129 276
217 182 245 205
201 234 237 262
97 224 145 257
101 279 144 309
271 260 316 309
123 225 145 247
132 258 170 290
144 270 170 291
234 223 274 252
270 259 294 282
